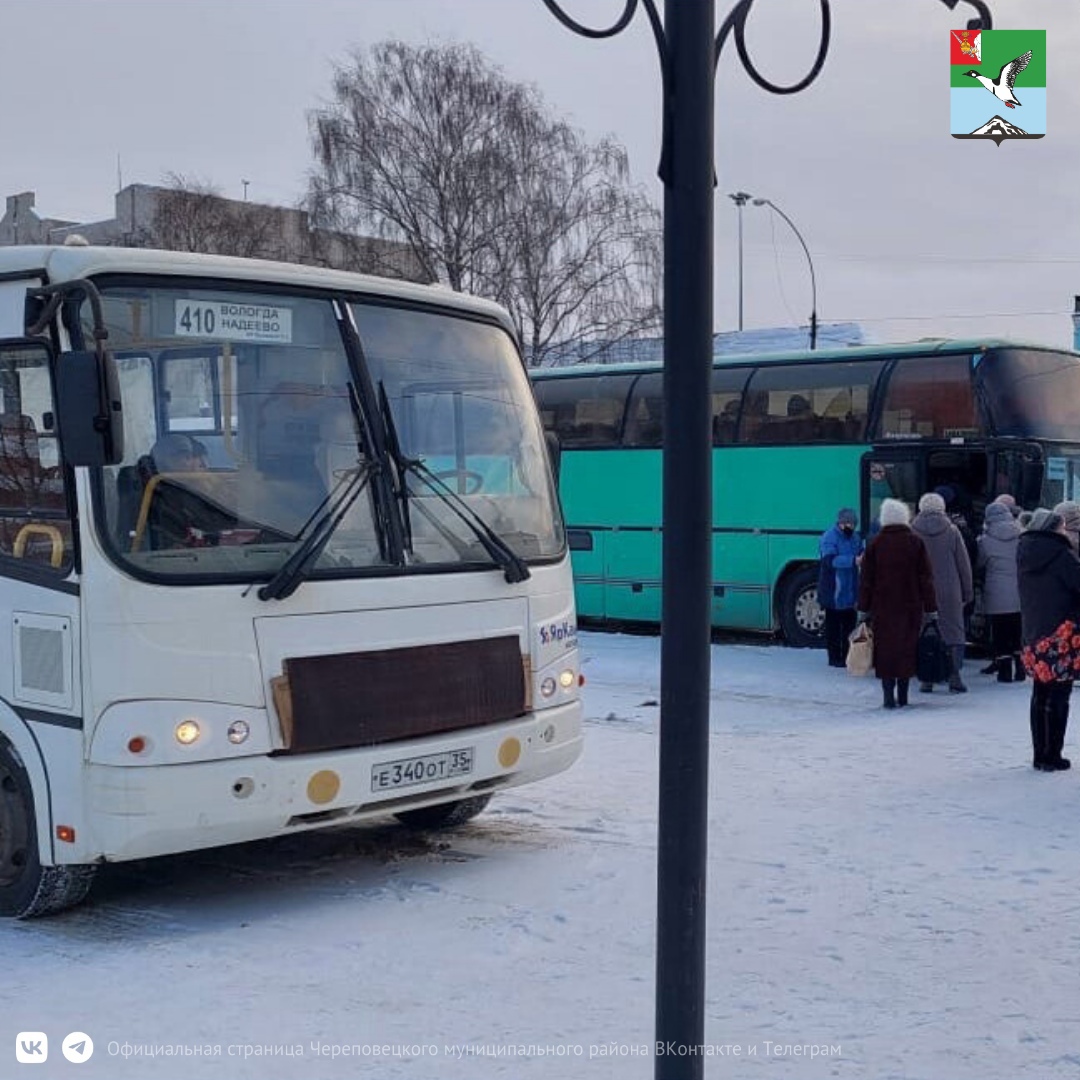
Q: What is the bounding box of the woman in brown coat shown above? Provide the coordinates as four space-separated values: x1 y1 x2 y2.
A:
857 498 939 708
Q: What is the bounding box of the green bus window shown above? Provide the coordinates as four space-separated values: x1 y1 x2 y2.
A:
876 354 978 438
710 367 751 445
533 373 634 449
738 361 884 445
624 372 663 447
976 347 1080 441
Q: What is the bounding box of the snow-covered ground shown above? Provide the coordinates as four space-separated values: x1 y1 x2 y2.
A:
5 630 1077 1079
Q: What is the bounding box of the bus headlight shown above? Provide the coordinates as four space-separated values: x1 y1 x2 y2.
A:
558 669 575 689
227 720 251 745
540 677 557 698
174 719 202 746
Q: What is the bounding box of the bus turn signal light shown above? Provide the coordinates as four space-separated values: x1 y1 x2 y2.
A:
55 825 75 843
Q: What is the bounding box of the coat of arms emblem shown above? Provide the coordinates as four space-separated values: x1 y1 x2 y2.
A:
951 29 1045 145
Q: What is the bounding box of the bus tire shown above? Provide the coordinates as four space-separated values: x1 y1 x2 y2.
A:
778 565 826 649
395 794 493 831
0 743 95 919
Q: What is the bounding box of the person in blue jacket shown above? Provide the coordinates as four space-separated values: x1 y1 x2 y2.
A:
818 507 865 666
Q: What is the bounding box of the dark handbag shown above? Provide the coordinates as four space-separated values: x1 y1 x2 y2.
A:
917 621 950 684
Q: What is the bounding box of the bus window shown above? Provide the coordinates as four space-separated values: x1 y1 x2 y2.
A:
976 347 1080 440
710 367 751 445
623 372 663 447
0 342 72 570
876 354 977 438
739 360 884 444
531 372 634 449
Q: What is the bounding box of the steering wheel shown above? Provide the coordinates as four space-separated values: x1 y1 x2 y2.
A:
432 468 484 495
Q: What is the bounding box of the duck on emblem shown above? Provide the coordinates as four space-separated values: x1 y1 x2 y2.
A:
965 51 1032 108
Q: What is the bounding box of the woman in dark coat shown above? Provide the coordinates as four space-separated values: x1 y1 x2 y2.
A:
857 498 938 709
1016 508 1080 770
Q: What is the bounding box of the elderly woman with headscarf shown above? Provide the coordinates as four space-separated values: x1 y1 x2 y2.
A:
912 491 974 693
1052 500 1080 553
1017 508 1080 771
977 500 1024 683
857 498 938 710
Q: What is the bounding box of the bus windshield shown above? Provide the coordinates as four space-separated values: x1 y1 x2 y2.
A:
87 282 562 582
977 346 1080 441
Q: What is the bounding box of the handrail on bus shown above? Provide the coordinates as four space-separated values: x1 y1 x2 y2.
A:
13 523 64 568
130 475 166 552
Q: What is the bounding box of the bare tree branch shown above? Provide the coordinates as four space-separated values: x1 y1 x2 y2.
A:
307 40 661 365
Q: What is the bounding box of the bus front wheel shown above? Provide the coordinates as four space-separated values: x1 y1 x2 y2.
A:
395 794 493 831
778 566 826 649
0 742 95 919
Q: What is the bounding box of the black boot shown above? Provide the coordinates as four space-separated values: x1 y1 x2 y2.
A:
980 659 999 675
996 657 1014 684
1031 684 1050 769
1013 655 1026 684
882 678 897 709
948 645 968 694
897 678 910 707
1046 683 1072 770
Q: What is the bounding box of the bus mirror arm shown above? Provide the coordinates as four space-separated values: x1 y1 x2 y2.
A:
26 279 124 468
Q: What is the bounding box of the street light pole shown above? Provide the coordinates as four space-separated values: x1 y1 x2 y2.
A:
536 4 992 1071
539 3 831 1077
752 197 818 349
727 192 751 331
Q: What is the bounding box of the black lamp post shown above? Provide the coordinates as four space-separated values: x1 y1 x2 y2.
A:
751 197 818 349
539 2 992 1077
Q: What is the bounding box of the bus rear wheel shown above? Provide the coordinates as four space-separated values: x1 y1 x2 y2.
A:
778 566 826 649
0 743 95 919
395 794 493 831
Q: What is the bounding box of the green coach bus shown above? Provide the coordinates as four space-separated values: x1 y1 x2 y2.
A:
530 339 1080 646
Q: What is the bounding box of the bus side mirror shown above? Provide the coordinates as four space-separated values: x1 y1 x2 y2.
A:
54 349 124 466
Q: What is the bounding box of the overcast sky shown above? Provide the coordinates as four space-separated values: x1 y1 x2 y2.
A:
1 0 1076 346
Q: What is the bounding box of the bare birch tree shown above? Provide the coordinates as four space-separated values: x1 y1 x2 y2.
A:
309 41 661 365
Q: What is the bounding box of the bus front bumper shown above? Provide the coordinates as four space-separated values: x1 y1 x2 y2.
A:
77 702 582 863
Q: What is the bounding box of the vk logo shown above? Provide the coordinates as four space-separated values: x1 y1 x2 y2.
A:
15 1032 48 1063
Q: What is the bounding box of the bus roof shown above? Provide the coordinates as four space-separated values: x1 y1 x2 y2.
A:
0 244 517 338
529 338 1077 378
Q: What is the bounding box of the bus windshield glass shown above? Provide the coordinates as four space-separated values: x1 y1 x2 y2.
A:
88 282 561 581
977 346 1080 441
350 301 563 565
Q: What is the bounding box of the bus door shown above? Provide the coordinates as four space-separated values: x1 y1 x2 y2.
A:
862 443 1000 530
861 448 924 530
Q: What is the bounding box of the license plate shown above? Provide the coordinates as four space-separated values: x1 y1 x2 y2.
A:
371 747 475 792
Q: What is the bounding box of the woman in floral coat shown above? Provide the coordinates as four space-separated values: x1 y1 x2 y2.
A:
1016 508 1080 770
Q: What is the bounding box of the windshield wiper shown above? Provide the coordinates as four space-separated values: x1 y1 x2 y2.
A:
377 382 530 584
378 382 413 554
256 460 377 601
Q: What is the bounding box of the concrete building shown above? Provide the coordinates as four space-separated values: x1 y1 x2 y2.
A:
0 186 430 282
